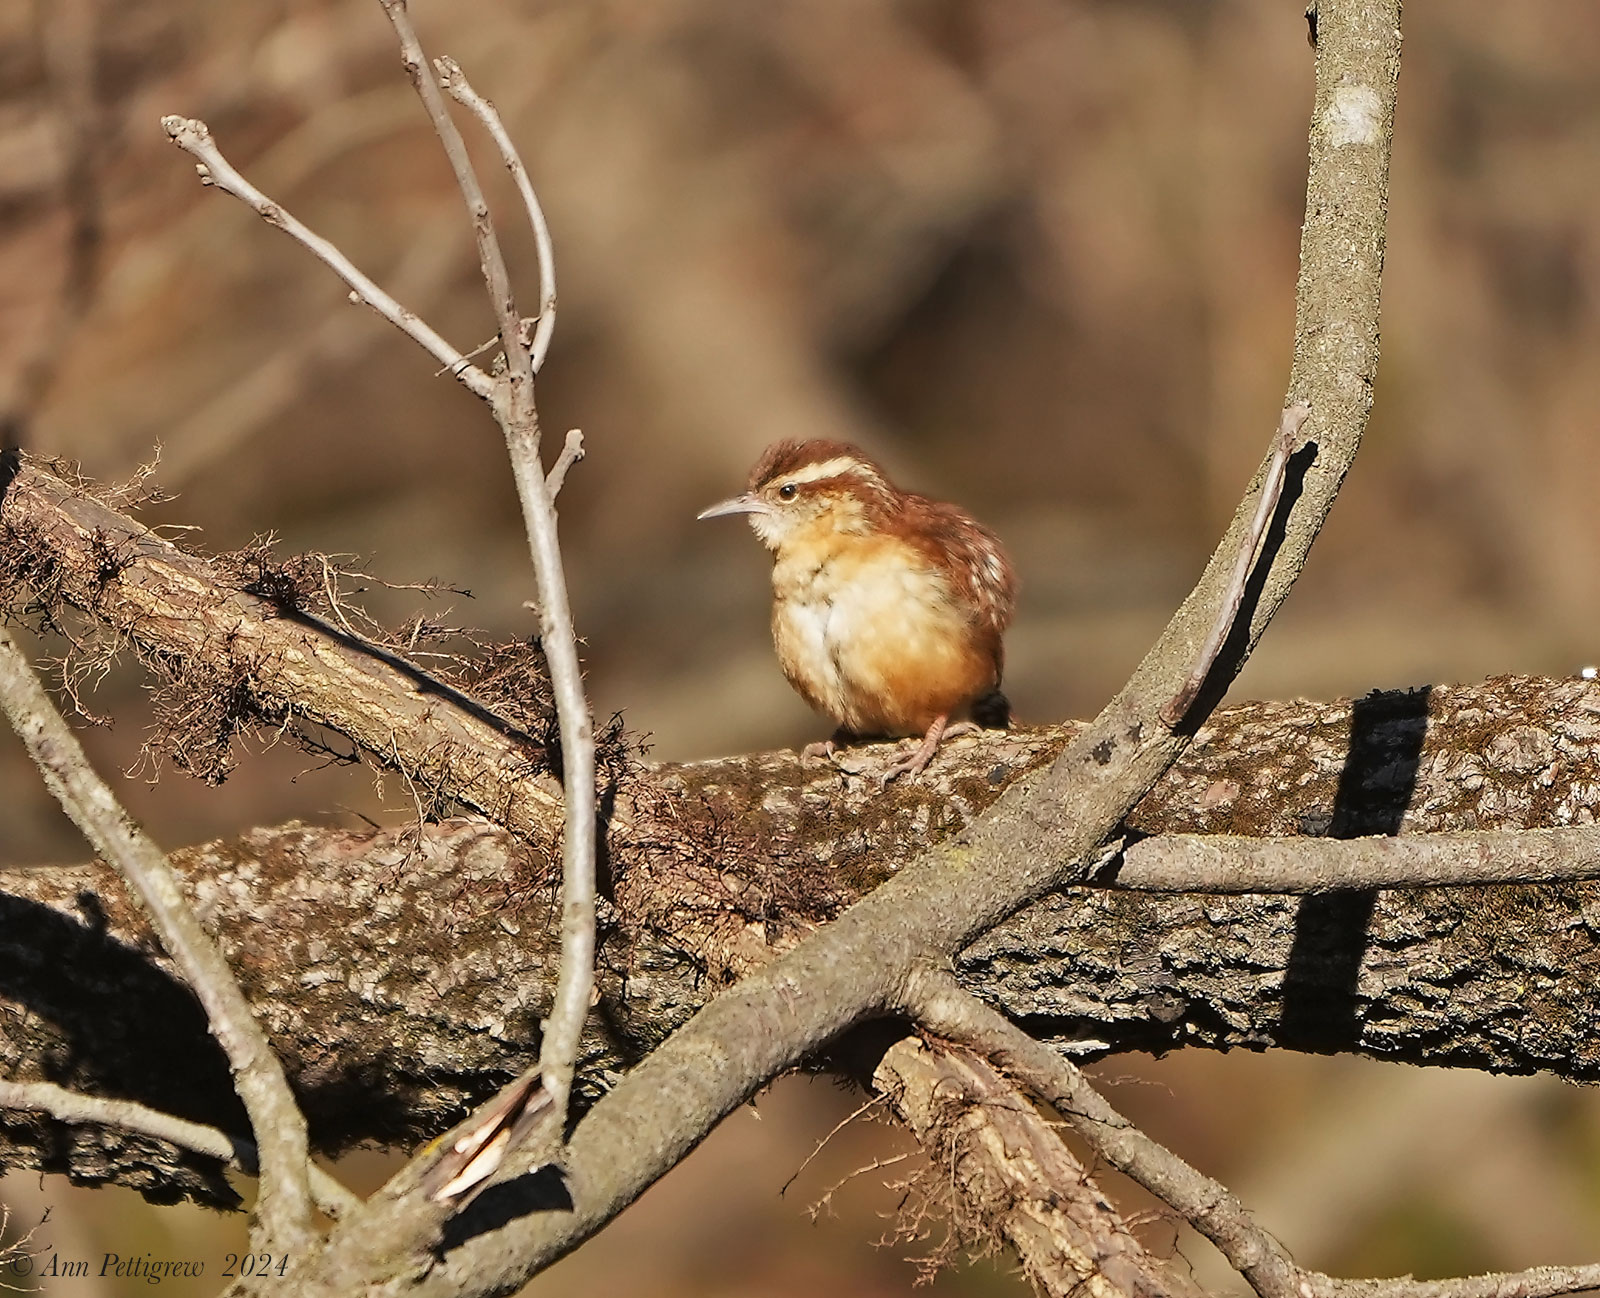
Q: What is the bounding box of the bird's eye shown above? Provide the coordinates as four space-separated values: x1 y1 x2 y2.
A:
777 483 798 501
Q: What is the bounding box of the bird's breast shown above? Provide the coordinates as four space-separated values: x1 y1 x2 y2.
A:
770 535 999 736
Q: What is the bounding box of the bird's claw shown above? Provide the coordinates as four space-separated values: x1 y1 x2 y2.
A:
879 751 930 786
878 720 981 785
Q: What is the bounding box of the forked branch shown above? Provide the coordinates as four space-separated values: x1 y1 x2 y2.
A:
436 55 559 374
375 0 595 1140
164 0 599 1166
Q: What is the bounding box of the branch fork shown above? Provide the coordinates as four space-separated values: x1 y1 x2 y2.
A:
156 0 596 1272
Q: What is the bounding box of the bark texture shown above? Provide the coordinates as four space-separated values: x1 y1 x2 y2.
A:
3 674 1598 1204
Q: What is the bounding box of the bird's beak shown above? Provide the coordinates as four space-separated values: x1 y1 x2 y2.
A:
697 493 771 521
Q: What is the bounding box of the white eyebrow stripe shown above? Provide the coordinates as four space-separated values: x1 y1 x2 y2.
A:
781 456 881 487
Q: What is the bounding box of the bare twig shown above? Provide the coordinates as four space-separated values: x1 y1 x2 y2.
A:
1108 825 1600 893
375 1 530 396
0 1080 359 1218
374 0 596 1137
0 626 315 1250
1161 403 1311 727
158 115 494 402
545 429 585 499
436 56 559 374
806 1152 916 1223
779 1091 886 1197
907 969 1600 1298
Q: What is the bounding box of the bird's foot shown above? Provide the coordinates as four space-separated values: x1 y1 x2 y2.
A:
880 717 979 785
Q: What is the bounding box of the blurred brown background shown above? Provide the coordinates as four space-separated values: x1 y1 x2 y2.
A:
2 0 1599 1293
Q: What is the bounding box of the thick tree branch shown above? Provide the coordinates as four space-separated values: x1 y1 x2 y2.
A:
0 677 1597 1225
0 460 563 844
2 673 1597 1199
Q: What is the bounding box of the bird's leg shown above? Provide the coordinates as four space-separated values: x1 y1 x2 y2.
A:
881 715 980 784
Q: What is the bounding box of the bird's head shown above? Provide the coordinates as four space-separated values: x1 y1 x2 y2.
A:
697 439 895 552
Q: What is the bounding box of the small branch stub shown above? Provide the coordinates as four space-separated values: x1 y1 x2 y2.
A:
547 429 584 499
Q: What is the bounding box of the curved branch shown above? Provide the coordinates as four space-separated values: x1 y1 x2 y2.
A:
0 628 315 1250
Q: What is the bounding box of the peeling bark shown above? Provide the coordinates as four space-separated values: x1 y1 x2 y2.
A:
874 1035 1201 1298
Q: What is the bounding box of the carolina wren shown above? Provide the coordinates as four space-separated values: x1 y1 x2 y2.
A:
698 439 1017 780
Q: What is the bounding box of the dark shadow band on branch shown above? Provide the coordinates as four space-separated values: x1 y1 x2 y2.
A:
1280 686 1429 1051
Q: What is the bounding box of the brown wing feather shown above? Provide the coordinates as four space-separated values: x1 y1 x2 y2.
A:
902 495 1018 640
